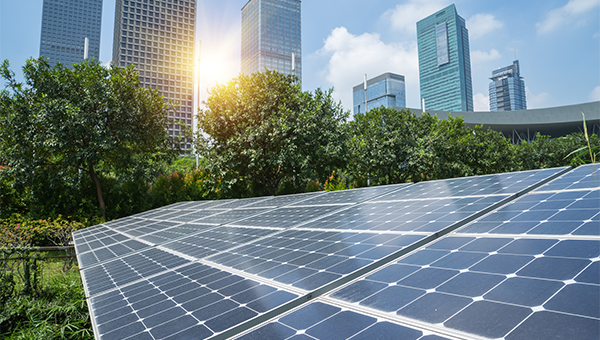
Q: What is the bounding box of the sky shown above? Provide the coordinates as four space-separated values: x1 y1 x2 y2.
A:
1 0 599 112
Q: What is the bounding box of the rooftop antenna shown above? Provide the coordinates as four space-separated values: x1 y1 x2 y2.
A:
84 37 89 61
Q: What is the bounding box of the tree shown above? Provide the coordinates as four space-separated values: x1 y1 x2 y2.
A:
348 107 428 185
195 70 348 196
0 59 177 220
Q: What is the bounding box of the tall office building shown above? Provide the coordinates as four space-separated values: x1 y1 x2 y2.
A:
417 4 473 112
39 0 103 66
112 0 196 151
241 0 302 82
352 73 406 115
489 60 527 111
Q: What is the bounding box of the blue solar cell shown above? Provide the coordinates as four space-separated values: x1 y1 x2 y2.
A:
505 311 600 340
330 280 387 303
544 239 600 258
459 237 513 252
572 221 600 236
444 301 531 338
469 254 534 274
543 284 600 318
398 249 450 265
348 321 422 340
397 292 472 323
497 239 558 255
397 267 459 289
516 257 590 280
360 285 425 312
365 264 420 283
575 262 600 284
436 272 505 297
305 310 376 340
205 307 258 333
483 277 563 306
279 302 339 330
430 251 488 269
237 322 296 340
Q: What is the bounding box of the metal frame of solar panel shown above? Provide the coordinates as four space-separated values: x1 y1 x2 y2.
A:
237 164 598 340
73 166 594 340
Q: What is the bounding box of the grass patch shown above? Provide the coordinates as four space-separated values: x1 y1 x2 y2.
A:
0 254 92 339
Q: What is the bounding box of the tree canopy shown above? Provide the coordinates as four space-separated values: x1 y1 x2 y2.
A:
0 59 177 220
195 70 348 196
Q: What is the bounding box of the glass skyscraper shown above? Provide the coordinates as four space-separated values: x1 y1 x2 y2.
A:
352 73 406 115
489 60 527 111
112 0 196 151
39 0 103 66
417 4 473 112
241 0 301 81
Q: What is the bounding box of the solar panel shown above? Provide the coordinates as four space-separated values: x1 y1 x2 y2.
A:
73 165 600 340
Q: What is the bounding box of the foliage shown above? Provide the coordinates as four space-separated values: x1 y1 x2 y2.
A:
514 133 596 170
565 112 599 165
0 264 92 340
195 70 349 196
348 108 516 185
0 58 178 221
324 171 348 191
148 169 221 207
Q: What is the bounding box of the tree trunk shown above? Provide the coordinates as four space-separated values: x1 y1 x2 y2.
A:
88 163 106 221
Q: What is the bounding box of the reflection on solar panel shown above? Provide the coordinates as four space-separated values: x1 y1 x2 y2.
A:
74 165 600 339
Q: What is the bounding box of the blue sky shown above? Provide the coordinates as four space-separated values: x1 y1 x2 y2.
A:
1 0 599 112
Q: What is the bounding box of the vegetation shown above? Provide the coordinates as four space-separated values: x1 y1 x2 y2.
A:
1 217 90 339
195 70 348 197
0 59 179 221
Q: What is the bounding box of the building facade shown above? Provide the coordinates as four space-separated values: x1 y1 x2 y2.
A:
112 0 196 151
489 60 527 111
417 4 473 112
241 0 301 81
352 73 406 115
39 0 103 66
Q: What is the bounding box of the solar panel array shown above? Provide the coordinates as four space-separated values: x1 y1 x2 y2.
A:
73 165 600 340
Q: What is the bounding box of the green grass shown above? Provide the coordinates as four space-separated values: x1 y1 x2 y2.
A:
0 255 93 340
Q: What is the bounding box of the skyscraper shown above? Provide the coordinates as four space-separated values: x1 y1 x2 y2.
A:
39 0 103 66
489 60 527 111
112 0 196 151
352 73 406 115
241 0 302 81
417 4 473 112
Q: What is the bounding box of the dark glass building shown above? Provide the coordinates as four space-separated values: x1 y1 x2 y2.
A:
352 73 406 115
489 60 527 111
112 0 196 151
241 0 301 81
39 0 103 66
417 4 473 112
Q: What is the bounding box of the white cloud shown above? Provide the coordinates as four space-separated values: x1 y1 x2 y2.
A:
471 49 501 66
526 87 552 109
590 86 600 101
318 27 419 111
473 92 490 111
537 0 600 35
383 0 452 37
467 14 504 39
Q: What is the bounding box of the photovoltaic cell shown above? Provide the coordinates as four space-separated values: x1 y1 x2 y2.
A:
89 262 298 340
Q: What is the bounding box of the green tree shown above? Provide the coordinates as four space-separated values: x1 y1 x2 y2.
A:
348 107 429 185
195 70 348 196
0 59 178 220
